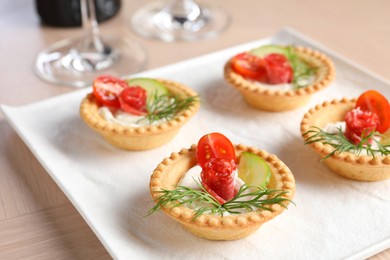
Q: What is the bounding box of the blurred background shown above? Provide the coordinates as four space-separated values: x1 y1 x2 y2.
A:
1 0 389 105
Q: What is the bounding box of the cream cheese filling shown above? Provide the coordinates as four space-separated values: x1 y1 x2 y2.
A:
99 107 165 127
249 75 315 91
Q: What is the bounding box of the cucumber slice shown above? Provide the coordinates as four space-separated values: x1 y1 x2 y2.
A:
126 78 168 98
238 152 271 188
250 45 288 58
380 131 390 145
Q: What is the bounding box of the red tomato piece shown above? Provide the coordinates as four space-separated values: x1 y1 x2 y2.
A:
118 86 147 115
201 157 236 204
196 133 236 169
92 75 128 108
345 108 379 145
231 53 267 82
355 90 390 133
263 53 293 84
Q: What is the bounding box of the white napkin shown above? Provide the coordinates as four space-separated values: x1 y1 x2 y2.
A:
2 28 389 259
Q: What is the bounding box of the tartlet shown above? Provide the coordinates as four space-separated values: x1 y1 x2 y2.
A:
149 144 295 240
300 98 390 181
224 46 335 112
80 79 199 150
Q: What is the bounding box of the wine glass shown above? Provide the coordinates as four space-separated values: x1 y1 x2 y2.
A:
36 0 147 88
130 0 230 42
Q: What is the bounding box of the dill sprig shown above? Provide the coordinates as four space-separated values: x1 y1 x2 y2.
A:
140 92 198 124
285 46 317 89
303 126 390 159
148 179 292 220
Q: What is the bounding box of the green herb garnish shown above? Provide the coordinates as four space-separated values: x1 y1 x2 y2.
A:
303 126 390 159
139 92 198 124
285 46 317 89
148 179 292 220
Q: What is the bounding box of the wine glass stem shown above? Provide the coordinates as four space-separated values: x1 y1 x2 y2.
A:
80 0 104 53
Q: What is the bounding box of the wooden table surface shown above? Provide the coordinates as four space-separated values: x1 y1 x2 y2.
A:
0 0 389 259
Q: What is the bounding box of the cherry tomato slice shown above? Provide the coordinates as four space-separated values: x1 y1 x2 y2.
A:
92 75 128 108
356 90 390 133
231 53 267 81
264 53 293 84
118 86 147 115
196 133 236 169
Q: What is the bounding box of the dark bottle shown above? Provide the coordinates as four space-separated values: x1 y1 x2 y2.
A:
35 0 121 27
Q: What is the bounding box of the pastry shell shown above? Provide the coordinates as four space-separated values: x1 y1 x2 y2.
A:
300 98 390 181
80 79 199 150
224 46 335 112
149 144 295 240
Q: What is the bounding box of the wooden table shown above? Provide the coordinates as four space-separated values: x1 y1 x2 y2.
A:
0 0 389 258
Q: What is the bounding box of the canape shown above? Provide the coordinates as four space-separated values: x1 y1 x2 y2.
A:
149 133 295 240
224 45 335 111
301 90 390 181
80 76 199 150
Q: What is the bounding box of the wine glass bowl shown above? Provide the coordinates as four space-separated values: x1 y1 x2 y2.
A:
130 0 230 42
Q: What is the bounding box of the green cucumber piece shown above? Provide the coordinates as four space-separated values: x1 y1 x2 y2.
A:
126 78 168 98
380 131 390 145
238 152 271 188
250 45 288 58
